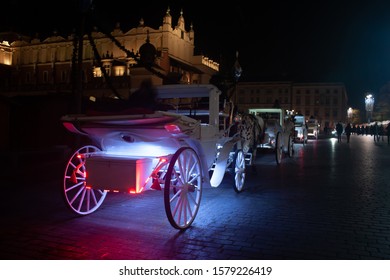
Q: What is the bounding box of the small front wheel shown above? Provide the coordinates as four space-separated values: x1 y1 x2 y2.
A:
63 145 107 215
164 147 202 230
233 149 246 193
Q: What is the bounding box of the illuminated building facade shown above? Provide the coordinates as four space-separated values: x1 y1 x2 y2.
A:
0 8 219 100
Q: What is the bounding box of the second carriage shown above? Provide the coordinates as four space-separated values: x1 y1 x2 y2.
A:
61 84 252 230
248 107 295 164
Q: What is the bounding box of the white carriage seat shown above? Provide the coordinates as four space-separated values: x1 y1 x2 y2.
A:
158 111 201 138
159 110 220 140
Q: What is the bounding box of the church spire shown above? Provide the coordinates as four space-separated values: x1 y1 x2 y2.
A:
163 6 172 26
176 8 185 30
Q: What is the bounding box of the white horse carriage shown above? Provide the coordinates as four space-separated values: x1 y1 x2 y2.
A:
61 84 249 230
248 108 295 164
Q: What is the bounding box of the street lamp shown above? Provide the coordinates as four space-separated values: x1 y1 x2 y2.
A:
233 50 242 107
347 107 353 123
365 93 374 123
230 51 242 124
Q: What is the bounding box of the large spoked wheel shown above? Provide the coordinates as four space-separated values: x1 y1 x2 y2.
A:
275 132 283 165
164 147 202 230
288 135 294 158
233 149 246 193
63 145 107 215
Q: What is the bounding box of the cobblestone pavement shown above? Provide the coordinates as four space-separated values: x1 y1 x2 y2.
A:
1 134 390 260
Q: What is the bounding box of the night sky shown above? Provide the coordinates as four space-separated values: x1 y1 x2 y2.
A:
2 0 390 110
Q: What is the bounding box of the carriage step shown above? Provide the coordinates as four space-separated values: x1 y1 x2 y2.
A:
245 153 252 165
210 153 253 168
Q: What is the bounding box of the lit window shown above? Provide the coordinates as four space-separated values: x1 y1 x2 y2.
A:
93 67 102 77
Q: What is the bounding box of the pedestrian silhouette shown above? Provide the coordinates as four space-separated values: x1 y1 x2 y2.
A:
373 122 380 142
379 124 384 142
336 122 343 143
345 123 352 143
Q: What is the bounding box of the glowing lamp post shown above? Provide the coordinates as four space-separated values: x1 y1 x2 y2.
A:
365 94 374 123
347 107 353 122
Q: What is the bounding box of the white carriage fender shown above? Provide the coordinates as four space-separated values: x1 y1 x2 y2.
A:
209 140 235 187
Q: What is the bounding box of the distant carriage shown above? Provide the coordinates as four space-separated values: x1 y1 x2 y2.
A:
247 108 294 164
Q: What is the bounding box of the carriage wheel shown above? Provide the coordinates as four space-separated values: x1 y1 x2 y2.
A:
233 149 246 193
63 145 107 215
164 147 202 230
288 135 294 158
275 132 283 165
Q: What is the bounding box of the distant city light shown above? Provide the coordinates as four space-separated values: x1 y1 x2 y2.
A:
347 107 353 121
365 93 374 123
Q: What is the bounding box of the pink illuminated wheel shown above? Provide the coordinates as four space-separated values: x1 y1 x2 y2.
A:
275 132 283 165
233 149 246 193
164 146 202 230
63 145 107 215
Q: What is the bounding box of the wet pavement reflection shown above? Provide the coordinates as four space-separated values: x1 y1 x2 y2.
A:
1 134 390 260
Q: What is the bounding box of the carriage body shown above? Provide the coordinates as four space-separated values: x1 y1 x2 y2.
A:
61 84 245 229
307 117 319 139
62 112 195 193
293 114 308 143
